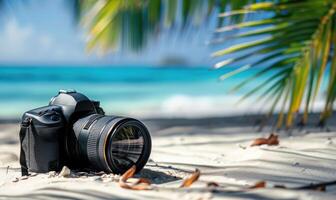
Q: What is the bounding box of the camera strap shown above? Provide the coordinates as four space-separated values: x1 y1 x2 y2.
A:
19 117 31 176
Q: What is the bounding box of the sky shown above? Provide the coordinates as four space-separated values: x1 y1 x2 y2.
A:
0 0 216 67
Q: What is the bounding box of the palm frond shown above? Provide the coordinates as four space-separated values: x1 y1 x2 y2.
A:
76 0 263 53
213 0 336 127
77 0 218 53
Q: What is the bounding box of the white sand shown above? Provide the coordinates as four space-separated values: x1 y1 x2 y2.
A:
1 117 336 199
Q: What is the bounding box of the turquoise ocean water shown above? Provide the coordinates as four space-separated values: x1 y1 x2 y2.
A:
0 66 309 119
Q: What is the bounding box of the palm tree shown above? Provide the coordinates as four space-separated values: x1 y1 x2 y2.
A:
76 0 336 128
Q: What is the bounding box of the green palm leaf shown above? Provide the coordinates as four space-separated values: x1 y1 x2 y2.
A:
213 0 336 128
76 0 262 52
77 0 220 52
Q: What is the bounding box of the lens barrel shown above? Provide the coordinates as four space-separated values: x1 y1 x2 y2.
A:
73 114 151 174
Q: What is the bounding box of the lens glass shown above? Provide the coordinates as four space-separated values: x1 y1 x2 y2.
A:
108 124 144 170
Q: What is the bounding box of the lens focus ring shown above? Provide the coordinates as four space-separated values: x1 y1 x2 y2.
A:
86 116 119 172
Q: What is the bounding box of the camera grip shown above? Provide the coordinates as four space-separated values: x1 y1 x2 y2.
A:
20 110 64 174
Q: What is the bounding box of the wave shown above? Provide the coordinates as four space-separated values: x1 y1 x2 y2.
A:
0 94 327 119
117 94 328 118
119 94 270 118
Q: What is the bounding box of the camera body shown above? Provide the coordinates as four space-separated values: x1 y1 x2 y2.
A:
19 90 151 176
20 90 103 174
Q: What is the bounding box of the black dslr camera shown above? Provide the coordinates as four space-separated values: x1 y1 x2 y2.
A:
19 90 151 176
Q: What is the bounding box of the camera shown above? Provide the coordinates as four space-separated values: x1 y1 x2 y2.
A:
19 90 151 175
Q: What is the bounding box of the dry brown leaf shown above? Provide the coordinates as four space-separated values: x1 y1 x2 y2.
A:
251 133 279 147
120 165 136 182
180 169 201 188
268 134 279 145
273 184 286 189
315 185 326 192
119 165 151 190
207 182 219 187
119 178 151 190
249 181 266 189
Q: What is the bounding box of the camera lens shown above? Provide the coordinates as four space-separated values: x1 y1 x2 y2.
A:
72 115 151 174
106 122 147 172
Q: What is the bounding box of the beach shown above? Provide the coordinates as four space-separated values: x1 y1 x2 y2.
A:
1 114 336 200
1 0 335 199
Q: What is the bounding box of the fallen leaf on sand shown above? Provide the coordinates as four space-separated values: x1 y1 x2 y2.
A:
273 184 286 189
121 165 136 181
249 181 266 189
251 133 279 147
180 169 201 188
207 182 219 187
315 185 326 192
296 180 336 191
304 185 326 192
119 165 151 190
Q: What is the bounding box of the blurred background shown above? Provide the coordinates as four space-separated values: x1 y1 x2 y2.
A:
0 0 334 128
0 0 256 118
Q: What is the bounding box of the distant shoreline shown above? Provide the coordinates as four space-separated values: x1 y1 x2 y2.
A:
3 112 335 131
